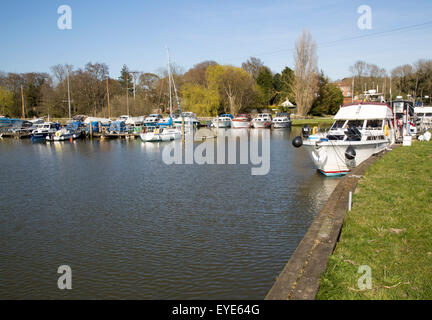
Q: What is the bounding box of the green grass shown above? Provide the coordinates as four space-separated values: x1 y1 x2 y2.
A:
317 141 432 300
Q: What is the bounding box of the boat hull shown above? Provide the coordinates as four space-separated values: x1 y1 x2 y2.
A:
303 139 391 175
231 121 250 128
273 121 291 128
252 121 272 128
140 129 182 142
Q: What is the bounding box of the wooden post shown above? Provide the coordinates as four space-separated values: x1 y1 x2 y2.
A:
89 121 93 139
20 85 25 119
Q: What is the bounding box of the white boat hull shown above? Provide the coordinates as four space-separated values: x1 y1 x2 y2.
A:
273 121 291 128
303 138 391 176
140 129 182 142
252 121 272 128
231 121 250 128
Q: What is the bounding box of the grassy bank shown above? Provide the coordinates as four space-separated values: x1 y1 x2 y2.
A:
317 141 432 299
291 117 334 127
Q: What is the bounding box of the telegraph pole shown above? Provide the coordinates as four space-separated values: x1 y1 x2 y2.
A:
106 77 111 119
66 66 72 119
126 74 129 116
20 85 25 119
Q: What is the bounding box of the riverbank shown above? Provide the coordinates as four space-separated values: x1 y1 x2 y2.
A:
291 117 334 127
317 141 432 299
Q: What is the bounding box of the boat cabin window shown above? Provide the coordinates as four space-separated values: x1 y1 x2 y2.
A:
346 120 364 129
426 113 432 117
365 120 383 130
417 113 424 117
331 120 346 129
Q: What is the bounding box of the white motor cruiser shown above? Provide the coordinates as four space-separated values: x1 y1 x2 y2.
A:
173 112 200 128
292 102 395 176
231 114 251 128
272 113 291 128
252 113 272 128
211 114 233 128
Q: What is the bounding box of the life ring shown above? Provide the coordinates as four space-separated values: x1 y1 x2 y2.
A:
154 128 160 134
384 124 389 137
312 126 318 135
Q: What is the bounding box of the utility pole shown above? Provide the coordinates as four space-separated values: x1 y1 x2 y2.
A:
351 77 354 103
67 66 72 119
20 85 25 119
106 77 111 119
126 74 129 116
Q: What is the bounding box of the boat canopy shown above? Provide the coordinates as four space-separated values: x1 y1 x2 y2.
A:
415 106 432 114
334 103 393 120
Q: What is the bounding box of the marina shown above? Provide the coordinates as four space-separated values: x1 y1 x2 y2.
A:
1 0 432 304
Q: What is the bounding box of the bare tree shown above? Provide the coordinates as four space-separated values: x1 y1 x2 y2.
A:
293 29 318 116
242 57 265 80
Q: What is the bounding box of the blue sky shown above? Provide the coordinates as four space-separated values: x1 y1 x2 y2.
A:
1 0 431 80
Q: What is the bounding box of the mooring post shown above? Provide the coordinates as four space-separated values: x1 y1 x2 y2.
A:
348 191 352 211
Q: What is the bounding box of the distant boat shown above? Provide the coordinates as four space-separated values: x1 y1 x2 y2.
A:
31 122 60 141
252 113 272 128
140 127 182 142
173 112 200 128
272 113 291 128
141 48 182 142
212 114 233 128
232 114 251 128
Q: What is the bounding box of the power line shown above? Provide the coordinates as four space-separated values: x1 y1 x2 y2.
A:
226 20 432 62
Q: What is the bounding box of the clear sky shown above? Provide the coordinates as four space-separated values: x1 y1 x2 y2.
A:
1 0 431 80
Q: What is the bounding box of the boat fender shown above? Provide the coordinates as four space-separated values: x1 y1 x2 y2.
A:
384 124 389 137
302 125 310 138
292 136 303 148
345 145 356 160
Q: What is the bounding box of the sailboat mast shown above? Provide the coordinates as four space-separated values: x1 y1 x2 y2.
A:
167 48 173 117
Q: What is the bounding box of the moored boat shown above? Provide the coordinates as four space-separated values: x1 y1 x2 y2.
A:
31 122 60 141
212 114 233 128
252 113 272 128
292 102 395 176
140 127 182 142
231 114 251 128
272 113 291 128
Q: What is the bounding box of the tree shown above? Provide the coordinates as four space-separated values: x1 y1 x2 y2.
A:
183 61 218 86
0 87 14 116
118 64 131 90
241 57 264 80
278 66 295 104
256 67 275 106
310 72 343 115
181 84 220 116
207 65 257 114
293 29 319 116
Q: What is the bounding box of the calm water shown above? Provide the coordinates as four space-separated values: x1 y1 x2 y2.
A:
0 127 338 299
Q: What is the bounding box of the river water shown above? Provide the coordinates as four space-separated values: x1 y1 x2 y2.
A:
0 127 338 299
